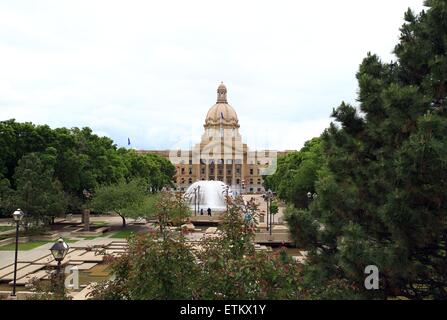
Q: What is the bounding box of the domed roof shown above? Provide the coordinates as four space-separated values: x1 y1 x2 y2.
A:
205 82 239 128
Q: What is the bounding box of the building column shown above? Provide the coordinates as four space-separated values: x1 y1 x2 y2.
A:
214 161 218 180
223 161 226 184
232 161 236 190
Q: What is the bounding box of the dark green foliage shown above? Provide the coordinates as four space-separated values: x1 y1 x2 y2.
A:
288 1 447 299
0 120 175 221
263 137 323 209
13 153 68 225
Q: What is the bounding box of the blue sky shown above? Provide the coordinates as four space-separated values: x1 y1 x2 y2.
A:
0 0 425 151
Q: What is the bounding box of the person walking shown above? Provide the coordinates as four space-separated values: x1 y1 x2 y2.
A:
207 208 212 216
200 208 204 215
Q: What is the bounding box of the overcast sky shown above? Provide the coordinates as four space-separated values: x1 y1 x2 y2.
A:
0 0 425 151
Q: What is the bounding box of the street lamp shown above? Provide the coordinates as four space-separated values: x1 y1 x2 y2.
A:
307 191 317 207
11 208 24 297
197 185 201 214
266 189 273 236
193 187 197 216
50 238 70 277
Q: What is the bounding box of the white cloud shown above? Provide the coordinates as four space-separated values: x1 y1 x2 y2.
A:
0 0 425 151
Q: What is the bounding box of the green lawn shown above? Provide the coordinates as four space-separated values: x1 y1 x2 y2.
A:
0 226 14 232
110 229 135 239
90 221 108 227
0 241 50 251
0 238 78 251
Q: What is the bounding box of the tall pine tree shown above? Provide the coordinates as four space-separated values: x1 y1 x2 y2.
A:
297 1 447 299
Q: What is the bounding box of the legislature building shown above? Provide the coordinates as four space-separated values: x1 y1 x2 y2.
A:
138 83 291 194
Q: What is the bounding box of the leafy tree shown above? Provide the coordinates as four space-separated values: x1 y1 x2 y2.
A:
89 179 148 228
0 174 14 215
122 151 175 192
270 200 279 223
264 137 323 209
13 152 68 226
91 195 304 300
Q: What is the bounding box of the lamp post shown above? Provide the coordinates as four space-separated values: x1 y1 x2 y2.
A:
307 191 317 207
11 208 24 297
307 191 312 207
197 185 201 214
193 187 197 216
50 238 70 280
266 189 273 236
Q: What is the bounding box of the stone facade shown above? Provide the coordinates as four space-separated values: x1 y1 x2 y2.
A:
138 83 291 193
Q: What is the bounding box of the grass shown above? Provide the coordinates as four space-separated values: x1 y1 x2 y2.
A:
0 225 14 233
110 229 135 239
0 241 50 251
90 221 108 227
0 238 79 251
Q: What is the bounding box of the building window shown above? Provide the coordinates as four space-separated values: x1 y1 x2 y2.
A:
181 168 185 174
189 159 192 165
236 179 240 184
188 178 192 184
201 168 205 174
236 168 240 174
250 178 253 184
189 169 192 175
249 168 253 175
249 187 253 192
257 188 261 192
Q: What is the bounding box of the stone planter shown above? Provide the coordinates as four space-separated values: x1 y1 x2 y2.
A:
70 226 110 237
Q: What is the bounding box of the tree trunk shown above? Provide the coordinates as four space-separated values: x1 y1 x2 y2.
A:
117 212 126 228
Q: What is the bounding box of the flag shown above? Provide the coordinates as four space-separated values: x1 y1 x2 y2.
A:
128 138 131 146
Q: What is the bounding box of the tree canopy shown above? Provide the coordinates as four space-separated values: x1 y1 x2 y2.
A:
0 120 175 223
279 1 447 299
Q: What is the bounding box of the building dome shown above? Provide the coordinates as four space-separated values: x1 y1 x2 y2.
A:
205 82 239 128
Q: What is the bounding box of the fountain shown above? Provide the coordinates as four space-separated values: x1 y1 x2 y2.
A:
184 181 233 213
